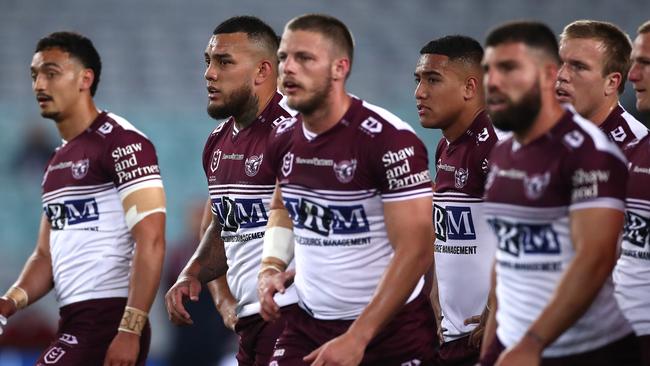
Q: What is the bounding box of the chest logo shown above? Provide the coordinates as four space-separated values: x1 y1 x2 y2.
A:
333 159 357 183
282 152 294 177
245 154 264 177
524 172 551 200
71 159 89 180
454 168 469 189
210 150 222 173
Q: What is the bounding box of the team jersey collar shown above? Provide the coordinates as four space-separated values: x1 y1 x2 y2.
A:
300 95 361 142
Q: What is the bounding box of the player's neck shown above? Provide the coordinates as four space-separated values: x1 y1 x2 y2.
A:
233 85 276 131
514 98 564 146
55 98 99 142
442 104 484 142
585 97 619 126
302 89 351 135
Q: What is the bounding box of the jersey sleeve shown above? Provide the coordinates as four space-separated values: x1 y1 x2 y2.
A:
104 131 163 200
564 138 628 212
373 128 432 202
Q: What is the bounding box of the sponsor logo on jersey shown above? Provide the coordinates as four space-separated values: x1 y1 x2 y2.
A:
571 169 610 201
437 162 455 173
624 211 650 248
43 346 66 364
59 333 78 345
382 146 415 167
610 126 627 142
454 168 469 189
244 154 263 177
281 152 294 177
211 150 222 173
45 198 100 230
523 172 550 200
284 198 369 236
98 122 113 135
632 165 650 174
111 143 143 161
488 218 561 256
214 197 268 232
360 116 383 135
434 204 476 242
71 159 89 179
333 159 357 183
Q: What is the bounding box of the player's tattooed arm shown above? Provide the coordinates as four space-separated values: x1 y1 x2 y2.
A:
165 198 228 326
0 214 54 323
198 201 238 331
193 212 228 283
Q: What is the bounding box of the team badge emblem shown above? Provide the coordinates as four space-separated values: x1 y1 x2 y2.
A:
71 159 89 180
455 168 469 188
245 154 263 177
524 172 551 200
333 159 357 183
210 150 222 173
281 152 294 177
43 347 66 364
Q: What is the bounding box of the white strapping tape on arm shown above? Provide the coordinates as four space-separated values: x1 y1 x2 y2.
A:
0 315 7 335
125 206 166 230
262 226 295 265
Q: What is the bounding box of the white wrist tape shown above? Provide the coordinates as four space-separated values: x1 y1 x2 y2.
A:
262 226 295 265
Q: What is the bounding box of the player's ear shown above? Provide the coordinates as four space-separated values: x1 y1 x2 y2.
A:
254 60 274 86
541 62 559 90
603 72 622 96
463 76 480 100
79 68 94 93
331 57 350 81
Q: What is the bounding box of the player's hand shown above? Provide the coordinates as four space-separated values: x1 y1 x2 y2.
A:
103 331 140 366
495 338 542 366
165 275 201 325
219 298 239 331
0 297 17 335
465 309 488 349
435 314 446 346
303 330 366 366
257 269 295 321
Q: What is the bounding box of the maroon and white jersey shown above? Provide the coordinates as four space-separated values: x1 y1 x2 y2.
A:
203 92 298 317
264 96 432 320
599 104 648 148
484 108 632 357
41 112 163 306
433 111 499 342
614 134 650 336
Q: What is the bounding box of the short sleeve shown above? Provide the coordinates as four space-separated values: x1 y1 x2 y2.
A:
565 141 628 212
104 131 163 200
373 129 432 202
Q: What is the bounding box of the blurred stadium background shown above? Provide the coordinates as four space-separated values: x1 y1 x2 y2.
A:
0 0 648 364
